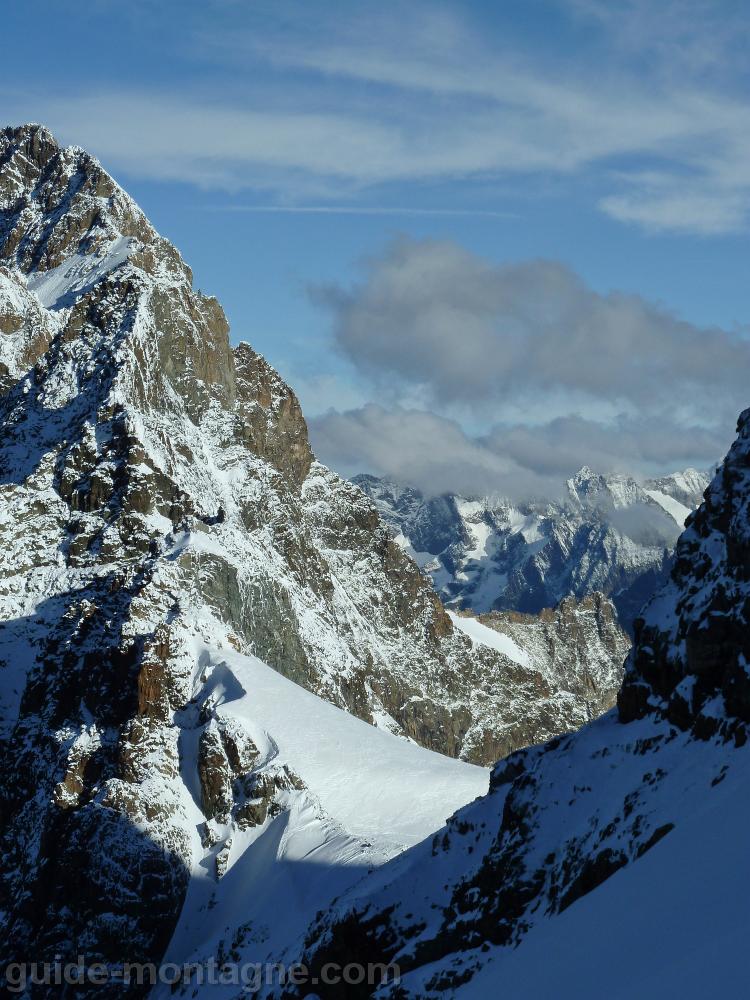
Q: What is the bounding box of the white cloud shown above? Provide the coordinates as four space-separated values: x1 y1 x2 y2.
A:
309 405 557 499
307 236 745 497
312 236 750 420
599 182 747 236
6 1 750 232
309 405 729 501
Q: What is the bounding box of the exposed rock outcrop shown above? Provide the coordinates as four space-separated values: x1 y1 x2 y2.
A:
479 592 630 721
619 407 750 742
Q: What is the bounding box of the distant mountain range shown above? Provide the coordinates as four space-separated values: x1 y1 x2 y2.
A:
354 465 711 631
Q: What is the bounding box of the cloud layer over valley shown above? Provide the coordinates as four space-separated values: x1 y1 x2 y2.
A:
309 237 743 499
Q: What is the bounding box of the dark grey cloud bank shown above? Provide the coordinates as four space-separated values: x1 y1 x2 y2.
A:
309 237 745 499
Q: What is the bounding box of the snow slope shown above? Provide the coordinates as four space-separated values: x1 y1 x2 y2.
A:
282 701 750 999
459 752 750 1000
644 488 692 526
424 716 750 1000
154 636 487 998
25 235 134 309
448 611 531 668
191 642 487 849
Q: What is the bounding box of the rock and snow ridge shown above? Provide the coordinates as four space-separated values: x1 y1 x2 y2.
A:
0 124 627 986
354 465 710 632
449 593 630 729
278 416 750 999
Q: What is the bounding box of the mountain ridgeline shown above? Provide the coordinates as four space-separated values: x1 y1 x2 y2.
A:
355 465 710 632
0 125 630 985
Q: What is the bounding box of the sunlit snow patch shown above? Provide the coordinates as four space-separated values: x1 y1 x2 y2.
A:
644 488 692 527
26 236 133 309
449 610 532 667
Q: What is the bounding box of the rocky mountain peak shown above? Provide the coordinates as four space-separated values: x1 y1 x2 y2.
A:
619 407 750 740
1 127 634 980
567 463 596 486
1 122 154 272
566 464 643 511
0 121 236 416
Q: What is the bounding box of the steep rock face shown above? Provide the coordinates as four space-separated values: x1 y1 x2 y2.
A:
284 429 747 998
355 466 709 631
619 408 750 739
0 125 623 982
477 592 630 722
443 592 628 767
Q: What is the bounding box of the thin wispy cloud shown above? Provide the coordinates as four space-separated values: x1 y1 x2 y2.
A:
5 2 750 234
211 205 516 218
562 0 750 78
203 2 750 234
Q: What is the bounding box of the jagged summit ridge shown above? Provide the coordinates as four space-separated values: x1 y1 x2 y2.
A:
0 125 629 978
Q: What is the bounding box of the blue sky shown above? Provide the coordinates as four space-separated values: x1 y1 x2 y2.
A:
4 0 750 496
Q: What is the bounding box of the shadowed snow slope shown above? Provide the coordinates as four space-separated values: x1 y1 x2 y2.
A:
276 412 750 999
153 640 487 998
457 752 750 999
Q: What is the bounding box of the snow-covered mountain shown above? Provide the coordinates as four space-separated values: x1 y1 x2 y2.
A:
0 125 626 983
279 412 750 999
354 464 710 630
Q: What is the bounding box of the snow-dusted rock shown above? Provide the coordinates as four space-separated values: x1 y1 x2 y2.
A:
470 591 630 722
620 408 750 736
0 124 627 979
355 465 710 631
